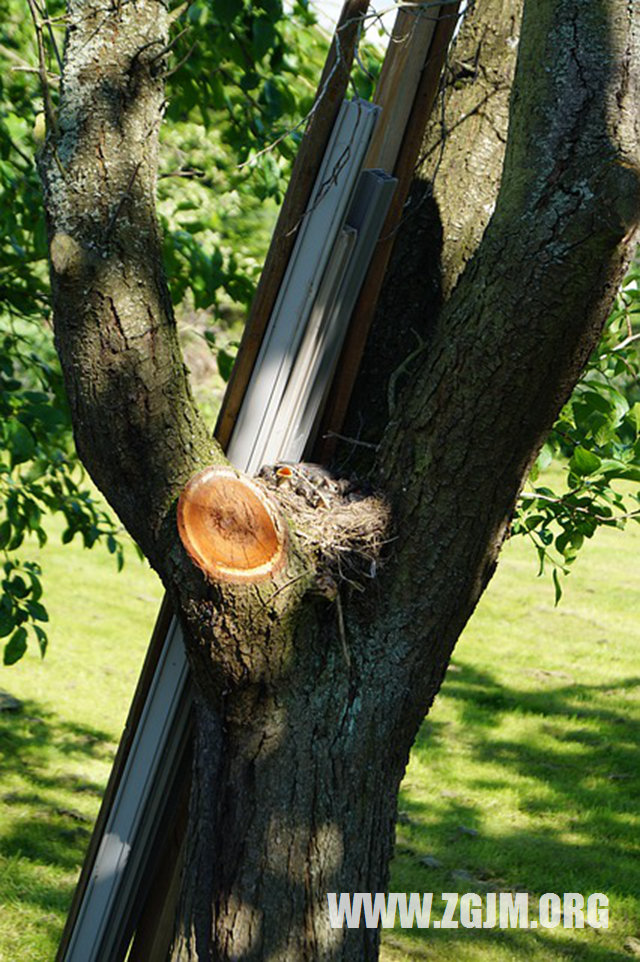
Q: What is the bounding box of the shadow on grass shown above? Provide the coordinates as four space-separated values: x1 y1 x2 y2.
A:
388 663 640 961
0 696 113 945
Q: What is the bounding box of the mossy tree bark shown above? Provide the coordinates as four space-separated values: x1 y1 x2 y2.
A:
39 0 639 959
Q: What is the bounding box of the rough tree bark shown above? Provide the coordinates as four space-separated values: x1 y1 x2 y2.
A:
38 1 639 960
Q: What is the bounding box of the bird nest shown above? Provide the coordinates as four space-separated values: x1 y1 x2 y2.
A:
255 464 393 595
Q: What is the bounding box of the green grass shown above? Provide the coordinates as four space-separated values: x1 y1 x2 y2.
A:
0 524 162 962
382 514 640 961
0 505 638 961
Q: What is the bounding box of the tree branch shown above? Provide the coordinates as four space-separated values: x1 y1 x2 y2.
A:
38 0 218 570
373 0 640 688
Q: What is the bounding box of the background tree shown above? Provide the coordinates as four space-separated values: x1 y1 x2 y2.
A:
14 0 640 959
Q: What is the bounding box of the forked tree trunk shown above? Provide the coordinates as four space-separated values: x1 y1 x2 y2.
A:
38 0 640 959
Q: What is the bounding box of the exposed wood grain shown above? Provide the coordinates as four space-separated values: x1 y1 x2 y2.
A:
177 467 287 583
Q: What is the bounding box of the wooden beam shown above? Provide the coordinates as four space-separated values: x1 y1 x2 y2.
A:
365 6 439 170
314 2 461 463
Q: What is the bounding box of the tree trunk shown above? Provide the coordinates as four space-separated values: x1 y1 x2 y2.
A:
38 0 640 959
170 677 412 961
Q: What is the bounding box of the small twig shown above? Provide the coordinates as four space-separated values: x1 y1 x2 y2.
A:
518 491 640 523
104 160 143 240
258 573 307 607
163 40 198 79
0 41 36 67
26 0 58 135
335 592 351 667
324 431 379 450
11 65 60 83
352 21 375 82
388 335 428 416
148 27 189 64
283 141 352 238
158 167 205 179
603 331 640 354
35 0 63 71
6 135 32 166
235 19 347 173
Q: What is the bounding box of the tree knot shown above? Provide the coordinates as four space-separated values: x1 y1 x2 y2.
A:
49 232 86 278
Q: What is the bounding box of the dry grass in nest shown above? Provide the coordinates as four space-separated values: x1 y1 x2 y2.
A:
256 475 393 593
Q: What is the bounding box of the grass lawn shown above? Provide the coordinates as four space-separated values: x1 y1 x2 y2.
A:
0 502 638 961
382 513 640 961
0 523 162 962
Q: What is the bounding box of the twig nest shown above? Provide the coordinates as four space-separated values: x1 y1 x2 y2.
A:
256 462 392 589
177 466 287 583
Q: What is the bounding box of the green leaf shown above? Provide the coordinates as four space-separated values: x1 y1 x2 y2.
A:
552 568 563 607
0 605 16 638
535 443 553 473
0 520 11 549
569 446 602 477
524 514 545 532
6 419 36 465
24 499 41 531
26 600 48 622
217 347 236 382
617 467 640 482
4 626 27 665
252 15 276 60
10 575 29 599
215 0 243 23
33 624 48 658
257 0 282 18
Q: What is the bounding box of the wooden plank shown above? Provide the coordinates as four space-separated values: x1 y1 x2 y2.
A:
365 7 439 170
215 0 371 450
314 2 461 463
